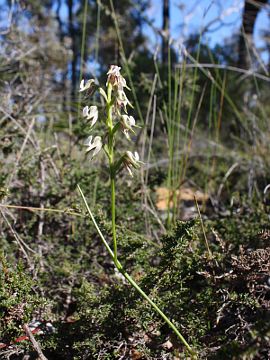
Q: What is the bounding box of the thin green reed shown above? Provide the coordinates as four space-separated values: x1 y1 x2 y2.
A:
211 71 226 186
95 0 101 66
169 64 181 225
183 49 245 132
77 0 89 119
165 40 200 228
206 45 222 85
241 31 268 130
179 36 202 188
155 44 189 227
204 81 215 198
207 46 224 155
172 62 184 221
153 52 162 88
175 57 186 220
92 0 102 207
108 0 144 126
166 44 173 227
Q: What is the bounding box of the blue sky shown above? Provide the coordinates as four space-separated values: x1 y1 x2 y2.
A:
0 0 269 63
146 0 269 58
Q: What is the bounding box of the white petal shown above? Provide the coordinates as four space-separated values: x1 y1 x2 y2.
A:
126 151 133 161
90 107 98 126
91 145 102 159
126 165 133 177
85 136 102 158
122 114 129 123
129 116 135 127
134 151 139 161
79 79 95 92
93 136 102 145
89 106 98 118
99 87 108 102
83 106 90 117
85 135 93 146
107 65 121 75
90 137 102 159
80 79 85 92
123 129 130 140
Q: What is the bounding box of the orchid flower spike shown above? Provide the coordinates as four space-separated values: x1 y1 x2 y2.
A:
83 105 98 127
79 79 95 92
85 136 102 159
123 151 142 177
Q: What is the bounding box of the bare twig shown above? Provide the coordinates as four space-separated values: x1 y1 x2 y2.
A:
0 203 83 217
217 162 239 199
0 107 37 148
7 117 36 187
0 208 35 268
144 95 157 188
143 195 166 233
175 63 270 83
0 0 15 35
194 195 212 258
22 324 48 360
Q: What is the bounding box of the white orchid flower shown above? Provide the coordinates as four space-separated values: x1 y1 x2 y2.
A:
126 151 140 166
106 65 130 91
105 65 132 112
107 65 121 77
99 87 108 102
82 105 98 127
123 151 142 177
121 115 136 140
116 90 132 112
106 65 121 87
85 136 102 159
79 79 95 92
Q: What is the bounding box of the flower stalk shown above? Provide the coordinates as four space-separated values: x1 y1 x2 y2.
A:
106 81 118 264
78 184 195 358
78 65 195 357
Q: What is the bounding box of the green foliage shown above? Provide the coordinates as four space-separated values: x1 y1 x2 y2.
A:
1 1 270 359
0 254 46 342
207 200 270 250
36 216 269 359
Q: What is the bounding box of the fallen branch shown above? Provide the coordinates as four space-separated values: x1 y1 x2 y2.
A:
22 324 47 360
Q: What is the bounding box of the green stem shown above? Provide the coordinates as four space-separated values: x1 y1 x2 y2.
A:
77 185 196 357
110 171 117 262
77 0 88 120
120 269 195 357
106 82 118 263
77 185 114 258
107 83 113 128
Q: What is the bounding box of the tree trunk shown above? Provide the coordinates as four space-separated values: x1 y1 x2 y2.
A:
162 0 170 64
56 0 68 111
238 0 268 69
67 0 77 99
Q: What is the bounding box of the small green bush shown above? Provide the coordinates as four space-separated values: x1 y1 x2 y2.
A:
0 254 46 343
